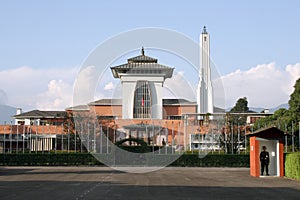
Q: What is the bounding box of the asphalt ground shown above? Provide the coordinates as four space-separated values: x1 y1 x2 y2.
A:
0 167 299 200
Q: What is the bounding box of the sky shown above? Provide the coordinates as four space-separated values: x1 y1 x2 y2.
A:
0 0 299 111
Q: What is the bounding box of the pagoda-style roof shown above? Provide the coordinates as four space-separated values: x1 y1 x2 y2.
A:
127 55 157 63
111 47 174 79
13 110 67 119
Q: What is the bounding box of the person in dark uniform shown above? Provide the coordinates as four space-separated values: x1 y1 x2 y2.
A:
162 138 166 146
260 146 270 176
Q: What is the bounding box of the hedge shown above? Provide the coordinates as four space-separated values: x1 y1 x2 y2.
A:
285 153 300 180
170 154 250 167
0 153 103 166
0 153 250 167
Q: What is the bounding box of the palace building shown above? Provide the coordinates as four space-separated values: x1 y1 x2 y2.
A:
0 27 229 153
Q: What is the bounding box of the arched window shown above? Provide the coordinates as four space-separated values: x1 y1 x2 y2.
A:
133 81 151 118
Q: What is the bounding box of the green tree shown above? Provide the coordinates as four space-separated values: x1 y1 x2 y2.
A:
254 78 300 131
253 108 290 130
289 78 300 122
229 97 249 124
230 97 249 113
253 78 300 151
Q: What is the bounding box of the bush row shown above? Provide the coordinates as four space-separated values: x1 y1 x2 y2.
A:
0 153 103 166
170 154 250 167
285 153 300 180
0 153 250 167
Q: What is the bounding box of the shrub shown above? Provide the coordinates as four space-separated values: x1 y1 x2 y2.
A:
0 153 250 167
170 154 250 167
285 153 300 180
0 153 103 166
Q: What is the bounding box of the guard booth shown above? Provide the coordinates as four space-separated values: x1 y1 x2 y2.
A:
248 126 285 177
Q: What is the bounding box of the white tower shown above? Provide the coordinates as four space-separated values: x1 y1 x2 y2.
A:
197 26 214 114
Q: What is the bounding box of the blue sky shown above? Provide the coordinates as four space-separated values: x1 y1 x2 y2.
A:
0 0 299 110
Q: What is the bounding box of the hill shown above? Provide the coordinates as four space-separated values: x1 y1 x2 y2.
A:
0 104 16 124
227 103 289 113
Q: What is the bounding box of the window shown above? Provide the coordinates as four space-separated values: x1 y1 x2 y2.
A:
133 81 151 118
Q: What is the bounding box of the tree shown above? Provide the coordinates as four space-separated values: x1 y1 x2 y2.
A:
253 108 290 130
230 97 249 113
254 78 300 131
219 124 246 154
289 78 300 123
229 97 249 125
253 78 300 151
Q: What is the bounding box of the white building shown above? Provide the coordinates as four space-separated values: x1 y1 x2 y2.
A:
197 26 214 114
111 47 174 119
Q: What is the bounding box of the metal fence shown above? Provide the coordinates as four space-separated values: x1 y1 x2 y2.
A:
0 119 299 154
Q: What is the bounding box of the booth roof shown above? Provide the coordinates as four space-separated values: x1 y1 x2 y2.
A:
247 126 286 137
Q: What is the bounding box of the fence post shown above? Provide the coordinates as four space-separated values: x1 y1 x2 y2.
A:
61 123 64 152
16 124 19 153
292 121 295 152
3 125 6 154
285 123 288 152
231 124 234 154
172 121 174 154
299 121 300 152
55 125 57 154
67 122 70 153
10 122 12 153
244 123 247 154
22 125 25 153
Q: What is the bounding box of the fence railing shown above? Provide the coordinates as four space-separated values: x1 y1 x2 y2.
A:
0 120 299 154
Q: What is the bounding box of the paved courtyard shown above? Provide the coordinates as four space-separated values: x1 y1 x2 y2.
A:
0 166 299 200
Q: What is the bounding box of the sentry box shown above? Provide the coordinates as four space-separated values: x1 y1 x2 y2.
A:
248 126 285 177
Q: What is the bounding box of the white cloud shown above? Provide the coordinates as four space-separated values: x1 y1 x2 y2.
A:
36 80 73 110
164 70 196 101
1 62 299 112
285 63 300 90
104 82 116 91
221 62 300 108
0 65 79 110
73 65 99 105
